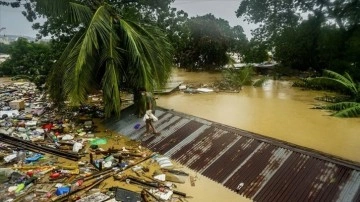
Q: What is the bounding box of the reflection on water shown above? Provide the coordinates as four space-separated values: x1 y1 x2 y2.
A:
157 69 360 163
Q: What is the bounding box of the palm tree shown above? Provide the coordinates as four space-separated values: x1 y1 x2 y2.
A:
222 65 254 89
309 70 360 117
39 0 173 118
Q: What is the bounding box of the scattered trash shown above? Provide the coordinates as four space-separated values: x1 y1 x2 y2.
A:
236 182 244 192
155 156 173 168
76 192 110 202
0 80 189 202
179 84 187 90
25 153 43 163
147 188 173 200
72 140 83 153
4 153 17 163
134 123 141 129
55 186 71 196
196 87 214 93
90 138 107 145
114 187 142 202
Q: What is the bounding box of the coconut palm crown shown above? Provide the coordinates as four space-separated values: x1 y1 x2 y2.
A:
309 70 360 117
41 0 173 118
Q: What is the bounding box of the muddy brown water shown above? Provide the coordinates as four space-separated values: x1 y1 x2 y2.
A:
157 69 360 163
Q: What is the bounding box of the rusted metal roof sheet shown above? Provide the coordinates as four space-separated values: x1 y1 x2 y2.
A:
106 107 360 202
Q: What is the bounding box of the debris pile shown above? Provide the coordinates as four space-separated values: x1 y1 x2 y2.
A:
0 81 190 202
178 82 240 94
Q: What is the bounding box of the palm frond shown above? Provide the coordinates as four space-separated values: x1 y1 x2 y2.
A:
133 23 173 88
328 102 360 117
36 0 92 23
322 70 350 82
101 17 122 118
47 31 85 106
63 5 113 105
343 72 358 94
102 60 121 117
322 102 359 111
119 19 173 91
240 66 254 86
69 2 93 23
344 72 354 84
320 70 358 95
43 2 174 118
119 19 150 89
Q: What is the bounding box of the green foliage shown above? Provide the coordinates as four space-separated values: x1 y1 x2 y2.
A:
222 66 254 89
242 39 268 63
236 0 360 73
0 38 54 87
309 70 359 99
322 102 360 118
0 43 10 53
159 9 190 66
274 16 323 71
182 14 229 70
2 0 178 118
36 1 174 118
179 14 248 70
229 25 248 53
303 70 360 117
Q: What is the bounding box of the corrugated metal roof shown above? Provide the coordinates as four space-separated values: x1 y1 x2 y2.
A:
106 107 360 202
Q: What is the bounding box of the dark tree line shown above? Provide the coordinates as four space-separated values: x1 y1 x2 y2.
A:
237 0 360 79
3 0 358 81
178 14 248 71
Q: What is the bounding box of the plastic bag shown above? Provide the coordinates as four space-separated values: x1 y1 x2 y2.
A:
143 110 158 122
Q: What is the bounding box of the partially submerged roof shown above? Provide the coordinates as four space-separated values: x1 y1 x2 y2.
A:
106 106 360 202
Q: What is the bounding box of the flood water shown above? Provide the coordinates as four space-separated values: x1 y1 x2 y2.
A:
157 69 360 163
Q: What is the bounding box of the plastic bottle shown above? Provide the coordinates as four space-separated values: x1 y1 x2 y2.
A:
15 183 25 193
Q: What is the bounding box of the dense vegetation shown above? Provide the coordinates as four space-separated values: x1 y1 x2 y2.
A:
296 70 360 117
177 14 248 70
0 0 359 118
0 38 55 88
237 0 360 80
1 0 177 117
